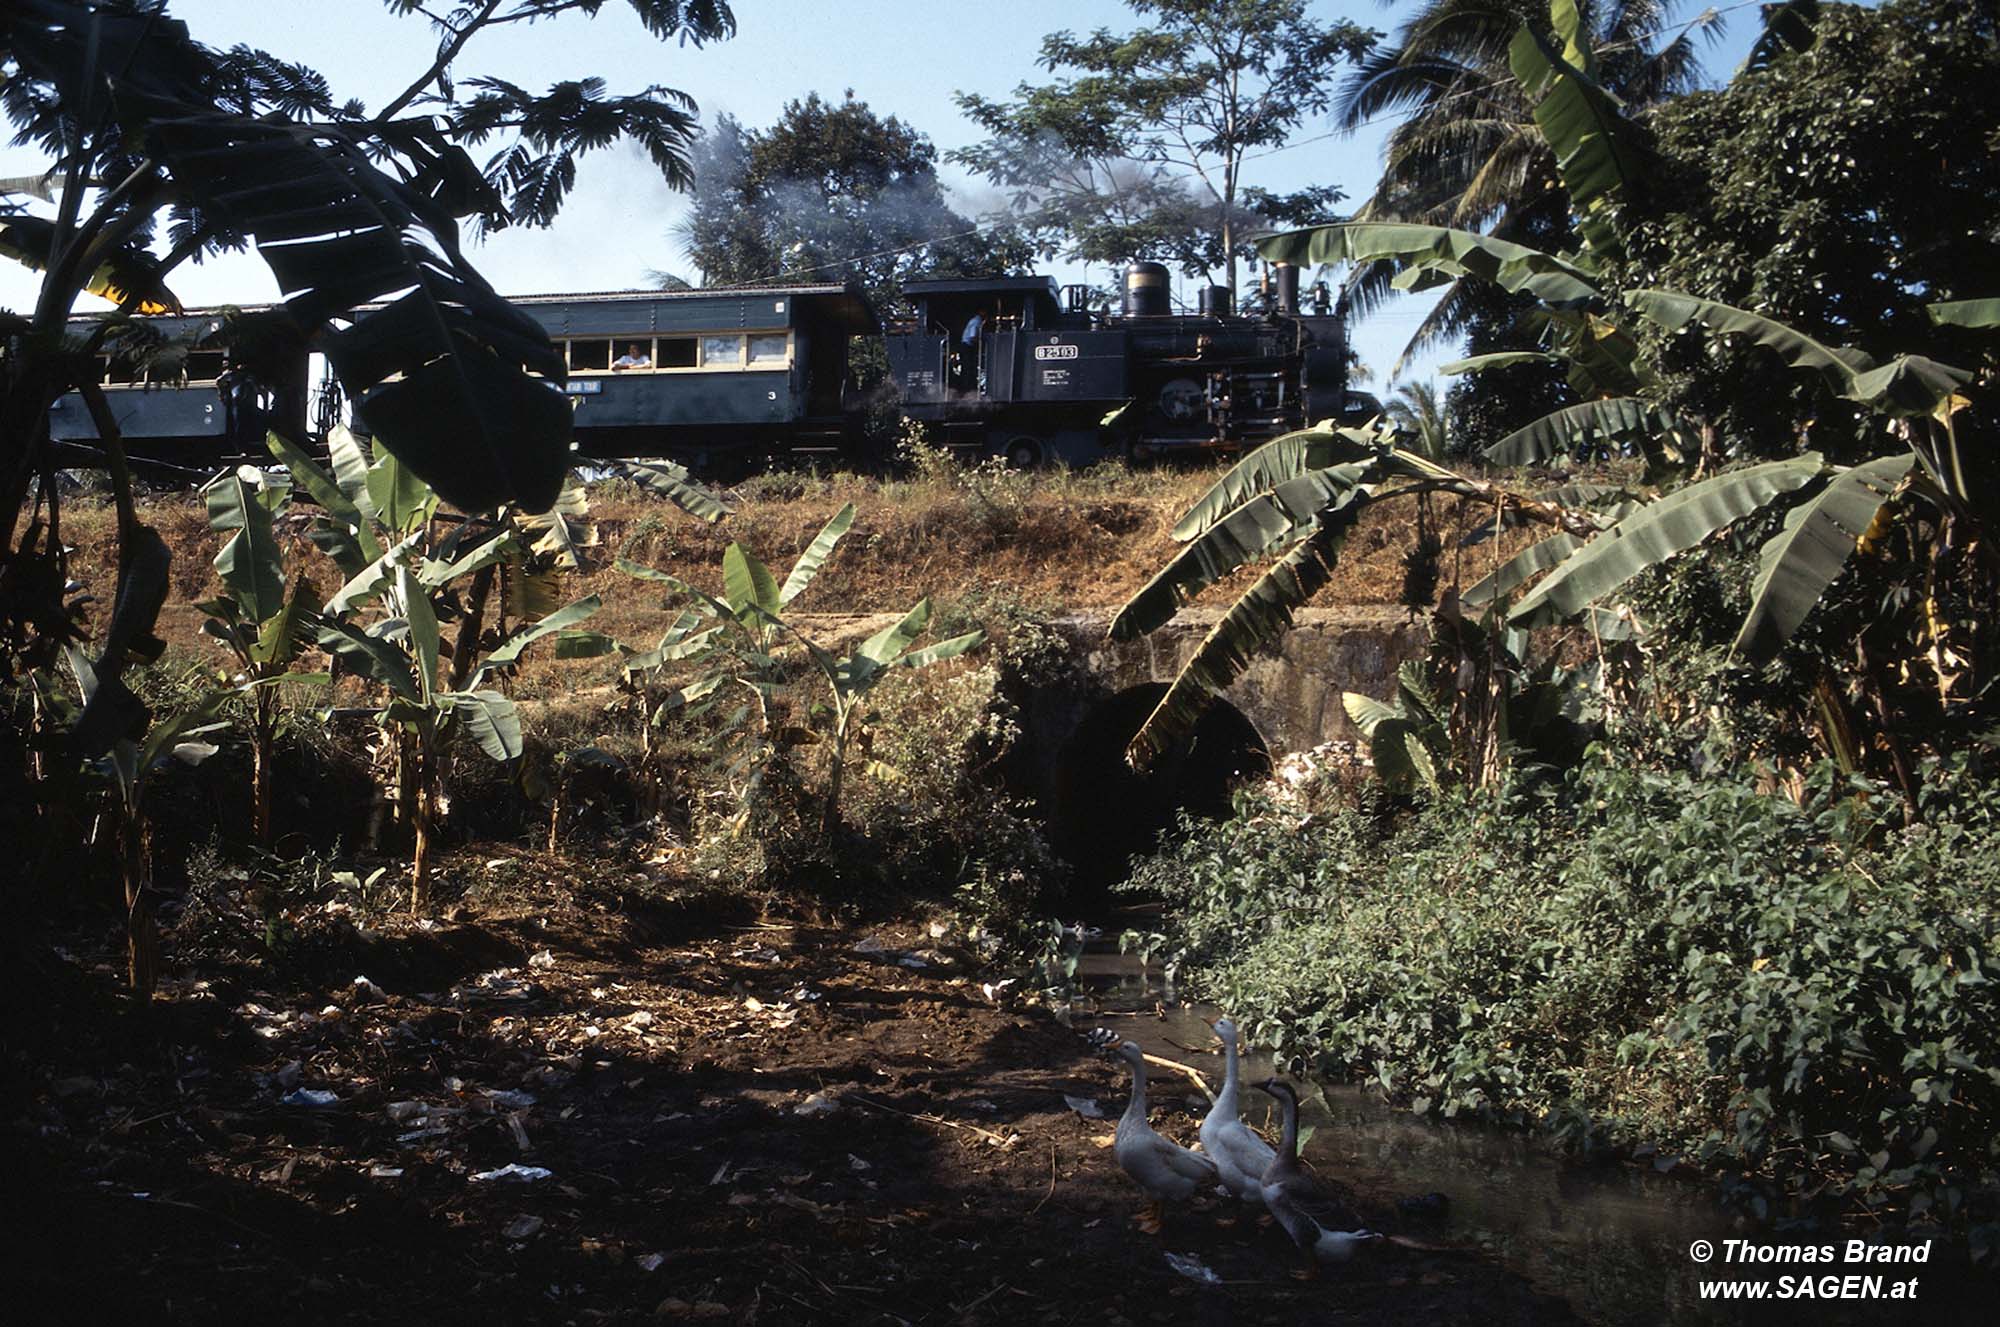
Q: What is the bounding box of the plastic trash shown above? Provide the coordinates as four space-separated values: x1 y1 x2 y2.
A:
385 1100 427 1123
1063 1094 1105 1119
503 1215 544 1240
1163 1252 1222 1285
485 1089 536 1110
471 1163 552 1183
281 1088 339 1108
795 1091 841 1117
635 1252 665 1272
528 950 556 970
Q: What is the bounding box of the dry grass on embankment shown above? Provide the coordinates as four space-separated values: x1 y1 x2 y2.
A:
56 459 1543 694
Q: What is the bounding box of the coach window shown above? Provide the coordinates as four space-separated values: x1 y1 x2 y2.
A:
107 355 144 385
568 339 611 372
657 336 698 369
184 351 226 383
747 333 789 368
700 334 742 369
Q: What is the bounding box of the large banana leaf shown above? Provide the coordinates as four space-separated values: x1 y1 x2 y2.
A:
899 630 986 671
856 599 934 669
1624 291 1972 414
1439 352 1562 376
0 214 180 314
1462 532 1582 608
1112 464 1372 641
1127 505 1364 772
446 690 523 762
476 595 603 679
1509 4 1645 261
780 503 856 607
1256 223 1604 309
133 97 571 510
1928 299 2000 330
251 575 320 668
399 565 441 702
722 543 781 619
1510 457 1827 628
206 472 286 623
317 619 419 702
1484 397 1696 466
604 459 734 523
265 431 382 574
1169 422 1373 541
1733 456 1910 663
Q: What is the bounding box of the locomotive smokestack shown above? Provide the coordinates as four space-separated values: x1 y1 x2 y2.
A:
1124 262 1170 317
1274 262 1300 315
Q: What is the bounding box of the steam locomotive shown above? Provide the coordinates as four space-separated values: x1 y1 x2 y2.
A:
50 260 1368 477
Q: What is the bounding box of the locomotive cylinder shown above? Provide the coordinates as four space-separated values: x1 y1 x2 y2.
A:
1123 262 1171 317
1197 284 1232 317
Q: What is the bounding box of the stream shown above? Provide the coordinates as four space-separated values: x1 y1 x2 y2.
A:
1070 946 1879 1326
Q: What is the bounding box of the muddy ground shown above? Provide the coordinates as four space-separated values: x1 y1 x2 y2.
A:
9 863 1580 1326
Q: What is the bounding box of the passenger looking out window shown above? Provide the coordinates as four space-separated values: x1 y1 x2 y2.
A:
612 342 652 370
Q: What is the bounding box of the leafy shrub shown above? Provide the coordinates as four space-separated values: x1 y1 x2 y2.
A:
1130 754 2000 1246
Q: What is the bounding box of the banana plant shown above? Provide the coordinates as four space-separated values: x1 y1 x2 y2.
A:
1109 419 1605 770
194 467 327 846
65 649 229 997
293 430 617 908
618 503 984 836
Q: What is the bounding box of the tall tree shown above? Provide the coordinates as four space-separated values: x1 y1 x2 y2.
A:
0 0 733 757
952 0 1373 297
677 92 1032 308
1333 0 1708 445
1612 0 2000 459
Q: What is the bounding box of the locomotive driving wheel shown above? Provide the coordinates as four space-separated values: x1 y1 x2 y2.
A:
1003 435 1044 469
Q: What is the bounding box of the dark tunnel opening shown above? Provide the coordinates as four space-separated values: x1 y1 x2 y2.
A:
1049 684 1271 906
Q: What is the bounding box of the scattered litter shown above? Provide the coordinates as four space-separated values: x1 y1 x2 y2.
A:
850 936 888 955
1063 1094 1105 1119
926 920 949 939
506 1113 532 1151
789 984 824 1004
528 950 556 970
367 1165 404 1179
485 1088 537 1109
503 1215 544 1241
731 945 780 963
625 1010 656 1028
385 1100 428 1123
795 1091 841 1117
1164 1252 1222 1285
471 1163 552 1183
281 1088 339 1108
635 1252 665 1272
271 1061 303 1090
351 976 385 1001
847 1154 872 1172
895 954 929 969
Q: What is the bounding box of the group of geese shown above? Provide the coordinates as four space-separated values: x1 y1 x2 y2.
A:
1110 1019 1381 1273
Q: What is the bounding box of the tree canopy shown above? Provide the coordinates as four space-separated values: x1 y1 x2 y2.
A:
677 92 1032 308
951 0 1373 297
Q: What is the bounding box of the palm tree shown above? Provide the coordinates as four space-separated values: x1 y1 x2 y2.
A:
1385 382 1450 459
1335 0 1714 372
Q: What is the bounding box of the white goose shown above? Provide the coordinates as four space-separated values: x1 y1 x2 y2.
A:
1199 1017 1276 1206
1112 1040 1218 1233
1257 1078 1381 1273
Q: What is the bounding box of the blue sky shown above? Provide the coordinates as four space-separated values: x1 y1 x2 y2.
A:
0 0 1767 388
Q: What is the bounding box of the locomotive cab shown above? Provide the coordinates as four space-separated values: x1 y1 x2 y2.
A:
889 275 1129 467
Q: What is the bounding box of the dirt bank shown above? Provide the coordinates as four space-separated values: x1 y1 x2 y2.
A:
9 866 1576 1326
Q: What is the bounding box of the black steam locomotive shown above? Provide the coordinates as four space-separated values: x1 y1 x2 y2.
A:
889 261 1363 468
51 260 1368 477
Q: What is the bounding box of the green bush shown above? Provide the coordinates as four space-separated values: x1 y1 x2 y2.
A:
1129 754 2000 1246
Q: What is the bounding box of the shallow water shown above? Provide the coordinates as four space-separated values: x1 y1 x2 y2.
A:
1069 948 1890 1326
